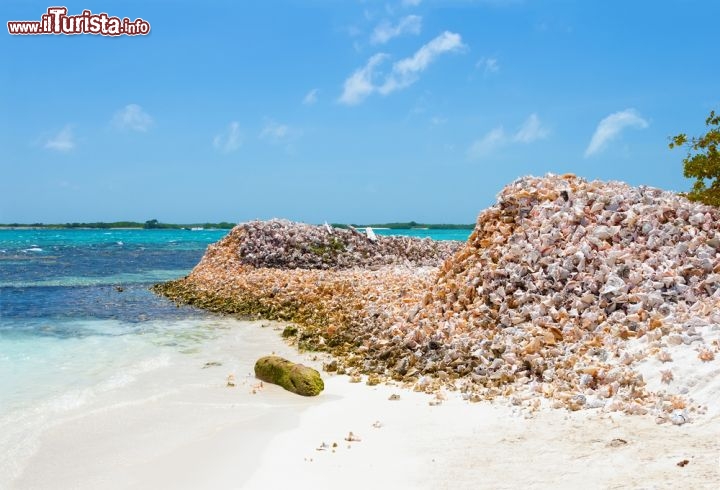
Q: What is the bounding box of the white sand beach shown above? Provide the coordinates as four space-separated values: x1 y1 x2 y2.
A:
5 320 718 490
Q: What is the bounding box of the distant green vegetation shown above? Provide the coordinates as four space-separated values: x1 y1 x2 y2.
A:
0 219 473 230
141 219 235 230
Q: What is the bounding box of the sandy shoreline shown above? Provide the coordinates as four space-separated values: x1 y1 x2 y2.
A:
6 320 718 489
249 382 720 490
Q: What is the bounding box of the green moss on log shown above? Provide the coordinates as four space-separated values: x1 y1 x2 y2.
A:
254 356 324 396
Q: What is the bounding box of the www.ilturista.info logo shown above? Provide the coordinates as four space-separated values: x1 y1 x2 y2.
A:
7 7 150 36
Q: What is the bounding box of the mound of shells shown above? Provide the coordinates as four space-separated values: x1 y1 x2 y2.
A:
233 219 459 269
369 174 720 416
154 220 459 355
155 175 720 419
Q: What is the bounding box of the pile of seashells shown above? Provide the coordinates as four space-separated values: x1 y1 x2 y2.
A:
234 219 460 269
154 220 457 355
155 174 720 419
374 174 720 418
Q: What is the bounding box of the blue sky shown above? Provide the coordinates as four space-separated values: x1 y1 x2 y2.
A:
1 0 718 224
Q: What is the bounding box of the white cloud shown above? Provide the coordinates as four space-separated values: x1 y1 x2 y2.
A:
431 116 447 125
513 113 549 143
584 109 648 157
402 0 422 6
339 32 464 105
468 114 549 159
382 31 464 93
259 119 291 142
213 122 242 153
338 53 388 105
302 89 319 105
370 15 422 44
112 104 153 132
467 126 506 158
476 56 499 75
44 125 75 151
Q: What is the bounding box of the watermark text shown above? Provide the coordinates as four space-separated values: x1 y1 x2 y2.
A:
8 7 150 36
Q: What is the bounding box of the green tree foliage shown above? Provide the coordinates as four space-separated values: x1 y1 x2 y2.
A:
670 110 720 206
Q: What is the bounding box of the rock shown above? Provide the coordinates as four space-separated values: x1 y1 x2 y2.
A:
282 325 299 338
254 356 324 396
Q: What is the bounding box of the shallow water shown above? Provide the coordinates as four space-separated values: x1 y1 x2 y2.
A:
0 230 223 407
0 227 468 390
0 227 468 485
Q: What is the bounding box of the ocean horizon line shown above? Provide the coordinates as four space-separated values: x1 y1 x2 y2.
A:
0 220 477 230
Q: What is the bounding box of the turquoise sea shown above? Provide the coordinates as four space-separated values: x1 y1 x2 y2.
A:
0 227 469 482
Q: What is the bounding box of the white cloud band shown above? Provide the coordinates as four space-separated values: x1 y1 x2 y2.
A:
584 109 648 157
339 31 464 105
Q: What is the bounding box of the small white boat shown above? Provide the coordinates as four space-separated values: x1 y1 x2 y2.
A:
190 227 204 231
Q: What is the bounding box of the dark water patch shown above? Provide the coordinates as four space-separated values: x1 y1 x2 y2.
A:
0 247 205 285
0 283 210 326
